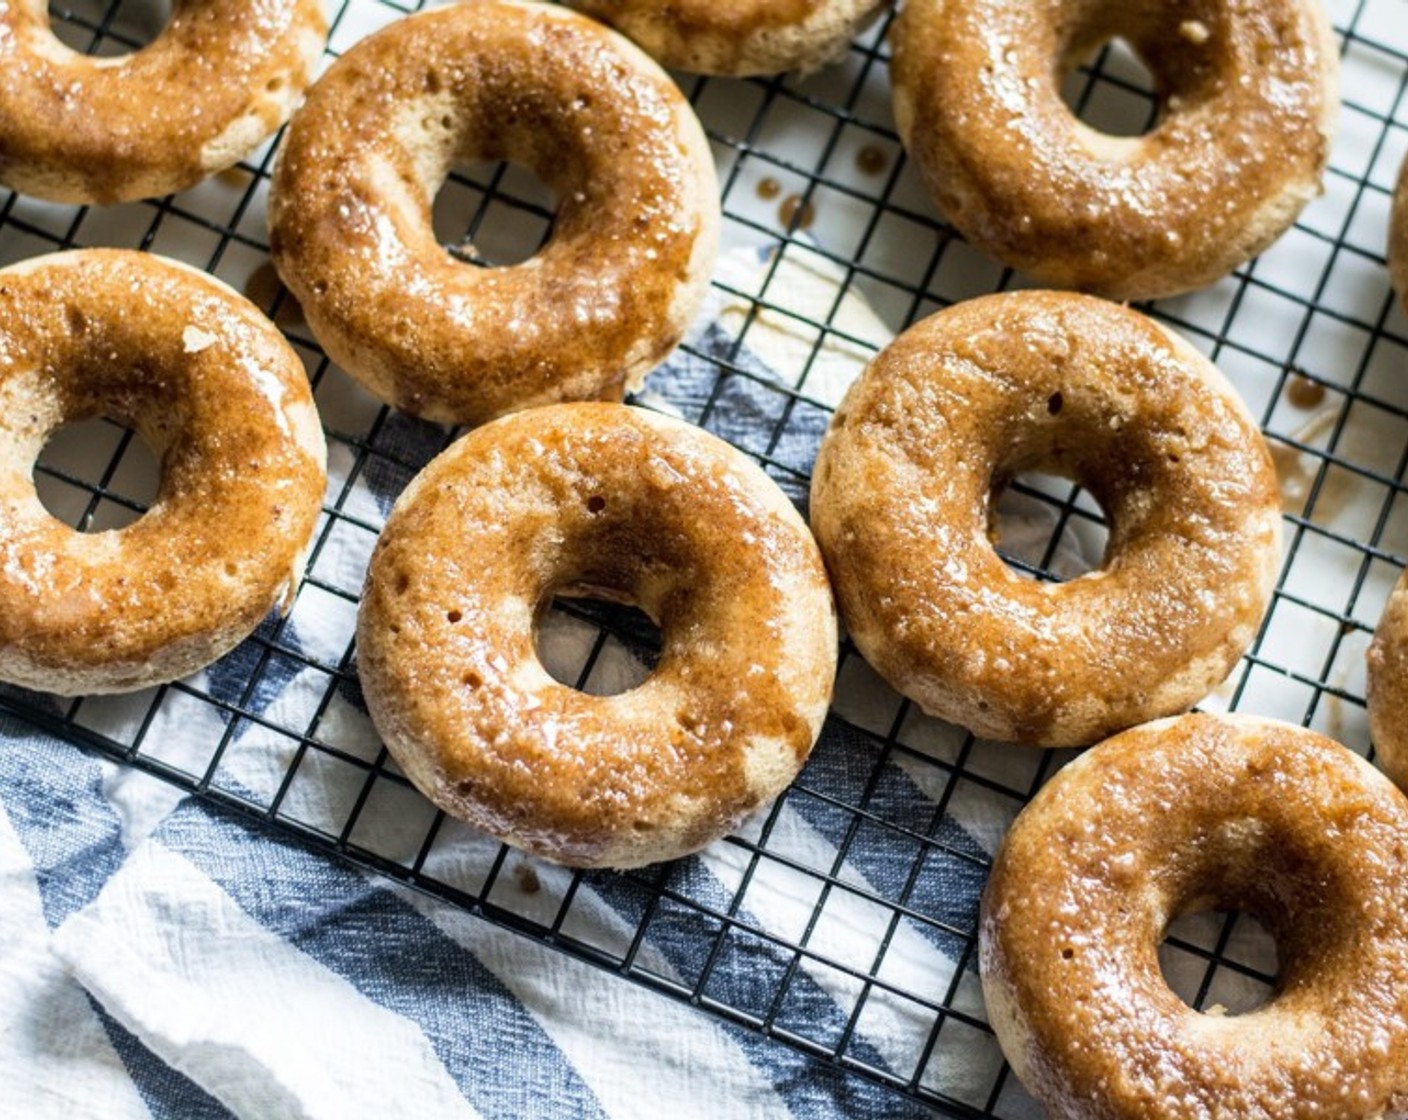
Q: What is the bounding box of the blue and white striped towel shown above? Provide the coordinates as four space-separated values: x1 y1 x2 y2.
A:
0 244 1103 1119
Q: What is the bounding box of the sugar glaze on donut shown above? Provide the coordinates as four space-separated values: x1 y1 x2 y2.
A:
982 714 1408 1119
357 403 837 869
564 0 887 76
270 0 719 427
1387 155 1408 315
810 291 1281 747
890 0 1338 300
0 250 326 694
0 0 326 204
1366 569 1408 793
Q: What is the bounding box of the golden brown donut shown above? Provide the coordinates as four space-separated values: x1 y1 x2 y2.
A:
357 403 837 869
269 0 720 428
0 250 326 694
564 0 887 76
809 291 1281 747
0 0 326 205
1388 156 1408 312
1366 570 1408 792
982 713 1408 1120
890 0 1338 301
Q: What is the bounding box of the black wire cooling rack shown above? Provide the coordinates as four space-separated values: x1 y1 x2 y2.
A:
5 0 1408 1115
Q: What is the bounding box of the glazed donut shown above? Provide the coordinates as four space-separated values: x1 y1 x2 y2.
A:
0 0 326 205
890 0 1338 301
809 291 1281 747
356 403 837 869
1388 157 1408 312
1366 570 1408 792
982 713 1408 1119
269 0 720 427
0 250 326 694
563 0 887 76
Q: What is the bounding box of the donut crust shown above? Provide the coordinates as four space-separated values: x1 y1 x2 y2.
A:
565 0 887 75
270 0 720 427
1366 568 1408 792
809 291 1280 747
0 0 326 204
0 250 326 694
1388 156 1408 313
357 403 837 869
982 714 1408 1119
890 0 1338 300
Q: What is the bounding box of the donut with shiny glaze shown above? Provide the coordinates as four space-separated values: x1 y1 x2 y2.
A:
1388 156 1408 313
809 291 1280 747
269 0 719 427
0 250 326 694
564 0 886 76
0 0 326 205
357 403 837 869
1366 569 1408 792
890 0 1338 301
982 713 1408 1120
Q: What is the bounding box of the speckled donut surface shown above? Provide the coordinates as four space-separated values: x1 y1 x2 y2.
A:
1388 156 1408 313
809 291 1280 747
890 0 1338 300
1366 568 1408 792
0 0 326 204
357 403 837 869
564 0 886 75
982 714 1408 1120
0 250 327 694
269 0 720 427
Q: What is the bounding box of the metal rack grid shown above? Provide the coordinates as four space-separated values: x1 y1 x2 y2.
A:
3 0 1408 1114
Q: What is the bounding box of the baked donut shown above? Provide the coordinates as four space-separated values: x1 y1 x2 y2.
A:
1388 157 1408 313
0 0 326 205
356 403 837 869
982 713 1408 1119
269 0 720 427
1366 570 1408 792
563 0 886 76
809 291 1281 747
890 0 1338 301
0 250 326 694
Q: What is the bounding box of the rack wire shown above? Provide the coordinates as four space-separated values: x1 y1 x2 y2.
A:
4 0 1408 1114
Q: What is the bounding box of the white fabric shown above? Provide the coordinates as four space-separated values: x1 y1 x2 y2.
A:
52 842 483 1120
0 803 150 1120
402 888 792 1120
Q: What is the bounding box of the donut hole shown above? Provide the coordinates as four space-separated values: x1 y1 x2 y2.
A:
35 417 161 533
990 472 1109 582
1159 908 1280 1016
1059 36 1160 139
433 160 558 268
535 592 662 696
49 0 171 57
